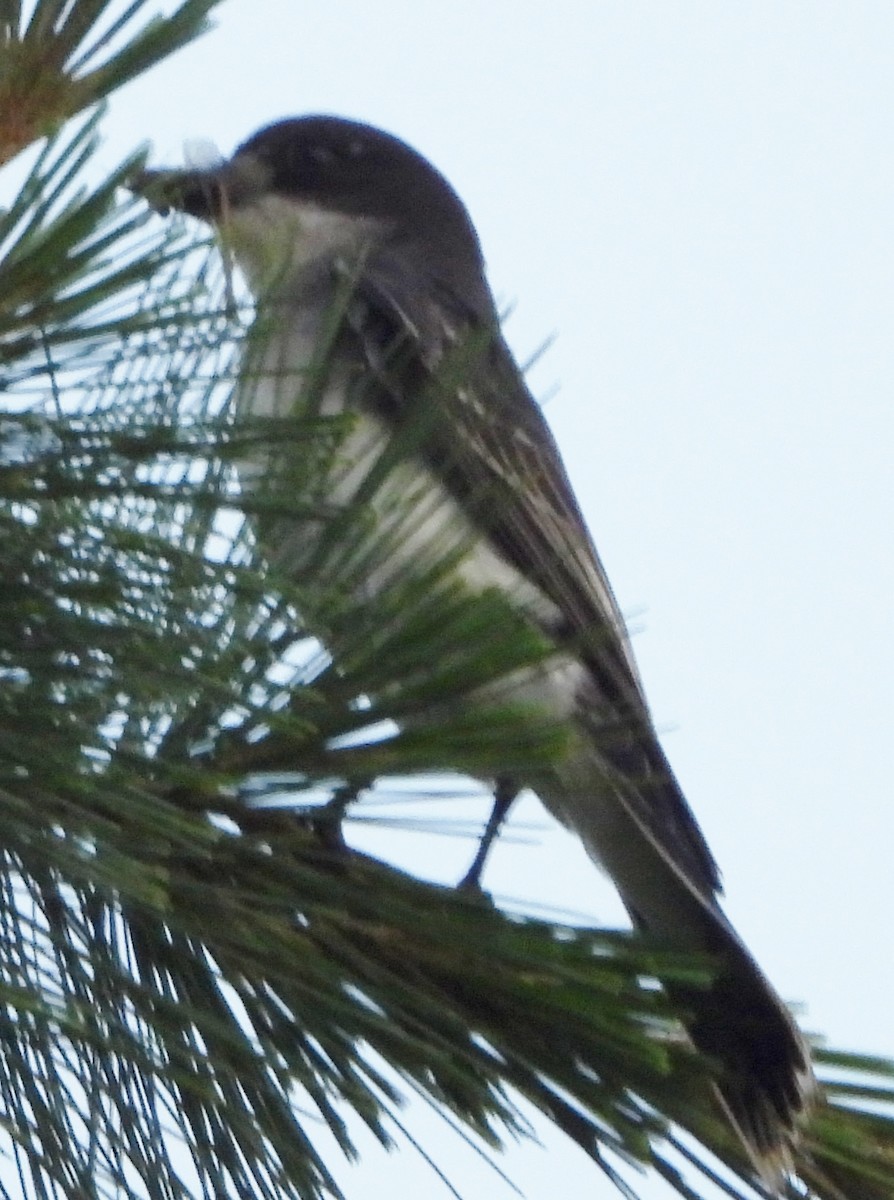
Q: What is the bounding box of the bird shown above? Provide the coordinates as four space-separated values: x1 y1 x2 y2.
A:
137 114 812 1178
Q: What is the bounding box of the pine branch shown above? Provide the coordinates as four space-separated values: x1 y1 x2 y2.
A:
0 0 220 167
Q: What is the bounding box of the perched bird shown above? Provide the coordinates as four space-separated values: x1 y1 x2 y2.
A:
138 115 812 1177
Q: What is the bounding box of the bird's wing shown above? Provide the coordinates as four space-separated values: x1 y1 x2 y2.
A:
337 252 814 1169
337 245 722 899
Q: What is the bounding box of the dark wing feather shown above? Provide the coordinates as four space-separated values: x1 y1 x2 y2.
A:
341 251 814 1162
339 245 722 897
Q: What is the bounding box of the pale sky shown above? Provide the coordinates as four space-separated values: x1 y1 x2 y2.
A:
86 3 894 1197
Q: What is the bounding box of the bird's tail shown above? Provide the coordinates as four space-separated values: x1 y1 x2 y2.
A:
537 752 812 1180
655 915 812 1178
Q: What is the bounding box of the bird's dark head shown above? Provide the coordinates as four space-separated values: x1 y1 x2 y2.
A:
137 115 485 297
235 117 479 247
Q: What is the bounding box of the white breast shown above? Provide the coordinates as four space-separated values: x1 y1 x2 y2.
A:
228 205 582 732
224 195 383 297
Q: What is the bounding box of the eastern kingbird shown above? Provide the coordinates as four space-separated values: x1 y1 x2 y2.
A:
139 115 811 1175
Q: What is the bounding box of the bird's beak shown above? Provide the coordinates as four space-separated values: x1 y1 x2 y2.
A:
132 165 223 221
131 154 269 224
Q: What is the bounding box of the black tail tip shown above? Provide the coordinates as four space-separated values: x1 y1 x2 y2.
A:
688 969 814 1181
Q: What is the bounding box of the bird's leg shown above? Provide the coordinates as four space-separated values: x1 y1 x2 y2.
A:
310 780 368 851
458 776 519 891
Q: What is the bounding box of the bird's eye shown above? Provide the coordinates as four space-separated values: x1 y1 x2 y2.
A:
309 144 336 165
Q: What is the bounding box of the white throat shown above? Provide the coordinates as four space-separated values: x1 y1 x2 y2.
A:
220 194 384 298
